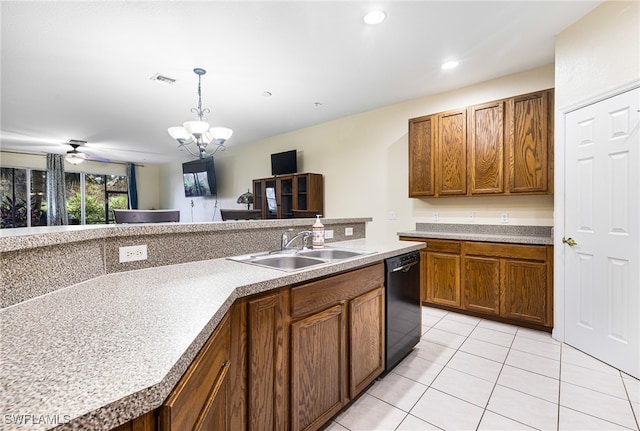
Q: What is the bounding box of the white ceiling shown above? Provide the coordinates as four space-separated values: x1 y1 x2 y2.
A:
1 1 602 165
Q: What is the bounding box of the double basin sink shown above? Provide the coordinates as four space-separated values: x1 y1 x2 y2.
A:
229 246 375 272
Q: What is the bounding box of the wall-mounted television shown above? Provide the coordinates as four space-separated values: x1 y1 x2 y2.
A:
271 150 297 176
182 157 217 197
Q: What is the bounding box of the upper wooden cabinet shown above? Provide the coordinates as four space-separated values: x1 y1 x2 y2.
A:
408 89 554 197
468 100 505 194
253 173 324 219
507 90 553 194
408 115 435 196
437 109 467 196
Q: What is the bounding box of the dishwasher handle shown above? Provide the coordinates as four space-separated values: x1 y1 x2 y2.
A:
391 261 419 273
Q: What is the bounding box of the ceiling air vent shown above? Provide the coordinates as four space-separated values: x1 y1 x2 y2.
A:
150 73 176 84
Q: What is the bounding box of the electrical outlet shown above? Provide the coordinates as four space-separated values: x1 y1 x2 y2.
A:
500 213 509 224
345 227 353 236
468 212 475 222
433 212 439 222
324 229 334 239
388 211 397 220
119 245 148 263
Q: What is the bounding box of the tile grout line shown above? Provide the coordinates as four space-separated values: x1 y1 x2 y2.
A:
619 369 640 430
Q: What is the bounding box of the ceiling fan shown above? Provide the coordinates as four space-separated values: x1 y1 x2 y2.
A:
65 140 110 165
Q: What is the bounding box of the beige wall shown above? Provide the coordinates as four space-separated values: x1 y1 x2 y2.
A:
163 65 555 241
555 0 639 108
552 0 639 339
0 151 161 210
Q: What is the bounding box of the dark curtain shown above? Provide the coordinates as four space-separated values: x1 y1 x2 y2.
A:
46 154 68 225
127 163 138 209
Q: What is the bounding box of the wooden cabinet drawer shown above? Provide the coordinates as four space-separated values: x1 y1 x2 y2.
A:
464 242 546 261
290 263 384 318
425 239 461 254
161 314 231 431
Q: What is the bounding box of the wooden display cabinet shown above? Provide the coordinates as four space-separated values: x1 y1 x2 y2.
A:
253 173 323 219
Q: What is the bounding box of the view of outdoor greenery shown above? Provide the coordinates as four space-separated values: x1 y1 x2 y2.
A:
1 167 128 228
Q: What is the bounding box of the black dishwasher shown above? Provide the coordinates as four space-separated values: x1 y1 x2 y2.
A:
385 251 421 371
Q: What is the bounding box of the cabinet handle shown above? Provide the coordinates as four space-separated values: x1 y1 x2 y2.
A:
562 237 577 246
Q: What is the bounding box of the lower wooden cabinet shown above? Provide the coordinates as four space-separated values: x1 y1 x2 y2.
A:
111 411 156 431
247 291 288 431
349 287 385 398
424 239 461 308
290 263 385 431
463 255 500 315
402 236 553 329
464 241 552 327
291 303 346 431
150 263 386 431
159 313 231 431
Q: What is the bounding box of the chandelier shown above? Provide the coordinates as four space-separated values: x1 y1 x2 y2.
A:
167 68 233 159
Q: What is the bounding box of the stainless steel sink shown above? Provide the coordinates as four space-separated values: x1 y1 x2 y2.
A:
248 255 326 271
228 246 375 272
297 248 366 260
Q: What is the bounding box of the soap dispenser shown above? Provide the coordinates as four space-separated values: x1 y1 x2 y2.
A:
312 215 325 248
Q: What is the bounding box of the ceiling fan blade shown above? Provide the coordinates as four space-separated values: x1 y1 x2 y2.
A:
85 155 111 163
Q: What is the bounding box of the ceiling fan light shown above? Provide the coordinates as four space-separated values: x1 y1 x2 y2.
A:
65 153 86 165
183 120 210 136
209 127 233 141
168 126 191 141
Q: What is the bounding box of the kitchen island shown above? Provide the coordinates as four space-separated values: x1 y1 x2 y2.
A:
1 220 424 430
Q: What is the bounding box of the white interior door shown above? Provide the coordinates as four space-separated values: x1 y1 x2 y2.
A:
564 87 639 378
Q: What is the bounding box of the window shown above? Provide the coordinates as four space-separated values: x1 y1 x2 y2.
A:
0 167 48 228
67 173 128 225
1 166 128 228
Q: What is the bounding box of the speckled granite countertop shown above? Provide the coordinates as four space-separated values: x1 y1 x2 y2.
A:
0 217 372 252
398 223 553 245
0 238 423 431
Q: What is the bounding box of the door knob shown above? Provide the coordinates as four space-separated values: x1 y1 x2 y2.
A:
562 237 577 246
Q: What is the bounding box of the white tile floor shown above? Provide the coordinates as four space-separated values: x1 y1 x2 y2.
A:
326 306 640 431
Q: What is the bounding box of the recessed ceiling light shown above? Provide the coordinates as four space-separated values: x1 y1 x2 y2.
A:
363 10 386 25
441 60 459 70
262 91 272 97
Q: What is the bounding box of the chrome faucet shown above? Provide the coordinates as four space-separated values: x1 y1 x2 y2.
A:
281 229 312 251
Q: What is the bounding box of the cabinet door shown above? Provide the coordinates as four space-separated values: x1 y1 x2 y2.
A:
437 110 467 195
501 259 548 325
252 180 264 218
463 256 500 315
291 304 346 431
409 115 436 196
469 101 504 194
161 314 231 431
426 252 461 307
349 287 385 398
248 292 288 431
279 177 294 218
507 90 552 193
